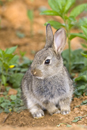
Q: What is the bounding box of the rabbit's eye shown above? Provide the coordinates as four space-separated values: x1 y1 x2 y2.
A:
45 59 50 64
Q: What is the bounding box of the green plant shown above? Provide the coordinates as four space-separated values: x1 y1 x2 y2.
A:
27 10 34 36
16 31 25 38
62 48 87 97
0 87 26 113
69 17 87 42
0 0 4 6
0 47 32 113
8 56 32 88
62 49 85 72
71 18 87 97
57 123 72 127
72 115 87 123
0 46 32 89
41 0 87 73
0 46 19 87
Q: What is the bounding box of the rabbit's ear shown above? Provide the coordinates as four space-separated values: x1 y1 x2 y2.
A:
54 28 66 54
45 24 53 48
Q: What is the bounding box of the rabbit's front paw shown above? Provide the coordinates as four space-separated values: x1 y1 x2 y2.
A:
61 106 70 115
31 109 44 119
59 98 71 115
49 108 60 115
52 109 60 115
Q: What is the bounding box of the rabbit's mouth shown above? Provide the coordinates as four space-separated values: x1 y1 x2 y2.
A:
31 68 43 78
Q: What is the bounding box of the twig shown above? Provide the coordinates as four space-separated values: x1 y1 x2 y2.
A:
3 113 12 123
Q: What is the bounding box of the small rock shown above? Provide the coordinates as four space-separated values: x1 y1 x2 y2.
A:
8 89 17 95
74 108 80 113
80 105 87 111
80 111 84 114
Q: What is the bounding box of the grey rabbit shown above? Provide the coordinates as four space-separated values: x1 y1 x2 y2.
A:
21 24 73 118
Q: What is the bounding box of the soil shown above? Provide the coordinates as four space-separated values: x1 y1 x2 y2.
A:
0 96 87 130
0 0 87 130
0 0 86 60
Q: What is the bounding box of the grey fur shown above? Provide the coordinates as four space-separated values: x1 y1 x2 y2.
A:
21 24 73 118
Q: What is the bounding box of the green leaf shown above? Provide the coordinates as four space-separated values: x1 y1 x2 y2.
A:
66 16 77 30
74 91 83 96
40 10 59 16
55 0 66 11
5 46 17 54
10 95 17 101
1 75 6 85
79 18 87 28
0 97 5 103
81 43 87 48
27 10 33 21
4 108 10 113
45 20 65 29
3 62 9 70
1 102 8 108
0 109 3 113
72 119 79 122
77 85 86 90
3 54 14 61
21 68 28 73
69 33 87 40
20 51 26 57
64 0 75 13
81 26 87 36
66 124 72 127
9 73 24 88
6 87 11 92
70 3 87 18
0 49 3 55
75 75 87 82
81 52 87 58
9 55 19 65
16 31 25 38
81 100 87 105
48 0 62 16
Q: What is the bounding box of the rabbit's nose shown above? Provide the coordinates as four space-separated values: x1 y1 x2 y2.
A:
31 69 37 76
31 68 42 77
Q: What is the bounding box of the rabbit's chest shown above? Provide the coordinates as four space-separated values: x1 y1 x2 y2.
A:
32 76 69 99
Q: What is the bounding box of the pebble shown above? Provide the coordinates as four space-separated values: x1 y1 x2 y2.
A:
80 105 87 111
74 108 80 114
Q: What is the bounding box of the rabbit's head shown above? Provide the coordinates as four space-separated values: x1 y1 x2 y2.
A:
31 24 66 79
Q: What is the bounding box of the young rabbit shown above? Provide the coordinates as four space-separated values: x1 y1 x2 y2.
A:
21 24 73 118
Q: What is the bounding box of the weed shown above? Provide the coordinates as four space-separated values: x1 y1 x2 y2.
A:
0 46 18 87
16 31 25 38
41 0 87 73
0 46 32 89
72 115 87 123
27 10 34 37
72 19 87 97
0 88 26 113
57 123 72 127
40 0 87 97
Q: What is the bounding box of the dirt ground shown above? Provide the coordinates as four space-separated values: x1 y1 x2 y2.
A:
0 0 86 60
0 0 87 130
0 96 87 129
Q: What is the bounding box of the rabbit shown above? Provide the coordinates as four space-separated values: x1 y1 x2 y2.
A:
21 24 73 119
